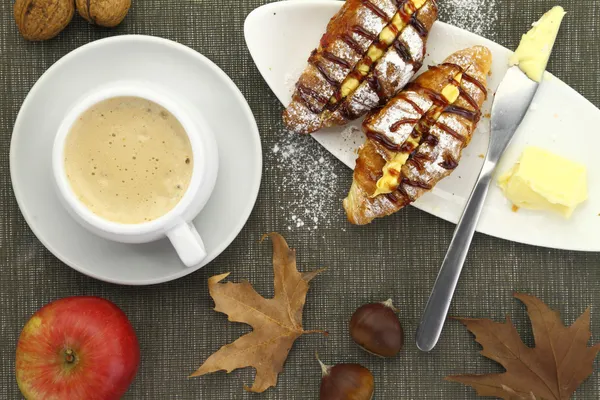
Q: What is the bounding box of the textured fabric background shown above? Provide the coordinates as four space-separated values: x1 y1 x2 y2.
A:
1 0 599 398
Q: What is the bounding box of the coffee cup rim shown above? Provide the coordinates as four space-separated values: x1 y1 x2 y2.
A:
52 82 207 237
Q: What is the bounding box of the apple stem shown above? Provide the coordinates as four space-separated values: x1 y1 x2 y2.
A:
65 349 75 364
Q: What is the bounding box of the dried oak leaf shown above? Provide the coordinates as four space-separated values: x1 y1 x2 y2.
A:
446 292 600 399
190 233 325 393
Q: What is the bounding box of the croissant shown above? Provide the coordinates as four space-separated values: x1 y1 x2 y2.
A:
283 0 438 134
343 46 493 225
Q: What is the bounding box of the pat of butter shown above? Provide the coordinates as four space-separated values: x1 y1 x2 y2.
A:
498 147 587 218
509 6 566 82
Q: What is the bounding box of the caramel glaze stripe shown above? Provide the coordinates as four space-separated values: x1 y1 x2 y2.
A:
359 0 391 22
296 0 433 115
387 176 433 205
422 132 439 146
352 25 378 42
368 67 459 151
307 50 342 89
435 121 466 142
401 105 446 169
378 67 465 192
461 72 487 97
386 191 407 205
397 0 414 22
298 24 380 112
314 62 341 88
409 14 428 37
403 71 482 177
408 151 427 171
402 177 432 190
365 73 387 104
457 87 480 112
391 4 420 63
439 62 462 69
390 118 421 132
377 110 442 199
322 51 353 69
408 82 451 108
398 93 426 114
332 0 430 111
393 40 413 62
365 93 426 151
366 130 406 152
398 65 474 146
358 2 427 88
438 63 487 99
444 104 480 122
297 25 379 112
403 107 449 170
437 75 485 170
296 84 329 114
340 33 364 55
439 153 459 170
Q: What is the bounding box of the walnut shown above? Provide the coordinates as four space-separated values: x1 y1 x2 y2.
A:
14 0 75 41
76 0 131 28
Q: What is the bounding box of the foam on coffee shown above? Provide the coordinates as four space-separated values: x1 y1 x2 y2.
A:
64 97 194 224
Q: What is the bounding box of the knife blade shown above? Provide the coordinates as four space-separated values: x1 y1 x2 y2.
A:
415 66 539 352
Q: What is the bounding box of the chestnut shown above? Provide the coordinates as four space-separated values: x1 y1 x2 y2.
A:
349 299 404 357
317 353 374 400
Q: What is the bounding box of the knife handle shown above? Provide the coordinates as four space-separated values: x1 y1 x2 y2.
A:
415 160 495 352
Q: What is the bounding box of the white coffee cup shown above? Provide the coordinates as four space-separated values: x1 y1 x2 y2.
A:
52 83 219 268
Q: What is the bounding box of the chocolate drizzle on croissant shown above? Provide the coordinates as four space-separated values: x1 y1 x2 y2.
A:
283 0 438 134
343 46 493 225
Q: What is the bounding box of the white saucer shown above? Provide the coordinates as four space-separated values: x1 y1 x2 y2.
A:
10 35 262 285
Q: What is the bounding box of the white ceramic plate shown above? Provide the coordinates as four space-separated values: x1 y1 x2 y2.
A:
245 0 600 252
11 35 262 285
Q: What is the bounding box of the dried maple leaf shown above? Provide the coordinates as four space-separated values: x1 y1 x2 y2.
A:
446 292 600 399
190 232 325 393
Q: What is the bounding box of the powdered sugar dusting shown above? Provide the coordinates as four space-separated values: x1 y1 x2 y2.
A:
441 0 498 39
284 66 304 96
341 125 361 140
366 92 432 145
373 0 399 20
331 39 362 66
269 131 341 230
401 26 425 60
356 7 388 37
345 19 427 115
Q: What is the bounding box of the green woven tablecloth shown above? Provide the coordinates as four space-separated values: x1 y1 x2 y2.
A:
1 0 599 398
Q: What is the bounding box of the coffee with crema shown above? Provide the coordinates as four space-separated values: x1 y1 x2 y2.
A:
64 97 194 224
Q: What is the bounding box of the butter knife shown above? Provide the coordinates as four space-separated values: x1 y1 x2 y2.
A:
415 66 540 352
416 4 566 351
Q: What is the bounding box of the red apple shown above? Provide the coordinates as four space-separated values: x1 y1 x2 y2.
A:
16 296 140 400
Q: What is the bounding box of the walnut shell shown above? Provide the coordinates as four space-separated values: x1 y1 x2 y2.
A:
14 0 75 41
76 0 131 28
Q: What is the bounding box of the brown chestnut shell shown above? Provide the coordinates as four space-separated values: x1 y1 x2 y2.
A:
349 299 404 357
320 362 374 400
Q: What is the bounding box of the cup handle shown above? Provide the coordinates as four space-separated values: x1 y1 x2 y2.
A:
167 222 207 268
